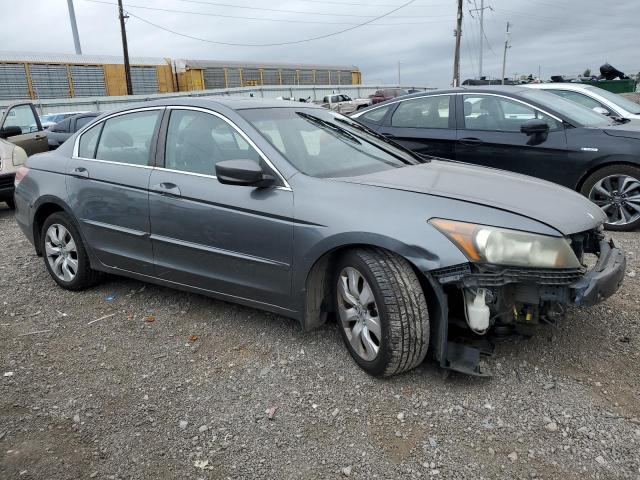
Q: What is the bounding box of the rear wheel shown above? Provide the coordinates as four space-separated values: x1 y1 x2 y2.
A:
334 248 430 377
41 212 101 290
581 165 640 231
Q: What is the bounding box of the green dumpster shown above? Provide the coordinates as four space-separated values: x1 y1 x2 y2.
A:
579 79 637 94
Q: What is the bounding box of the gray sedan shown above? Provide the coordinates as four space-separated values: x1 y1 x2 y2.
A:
13 98 626 377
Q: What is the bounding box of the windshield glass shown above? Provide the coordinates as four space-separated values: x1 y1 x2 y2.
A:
584 86 640 115
521 89 612 127
239 107 419 178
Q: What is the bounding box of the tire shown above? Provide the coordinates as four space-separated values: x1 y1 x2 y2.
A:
580 164 640 231
40 212 101 290
333 248 430 377
5 198 15 210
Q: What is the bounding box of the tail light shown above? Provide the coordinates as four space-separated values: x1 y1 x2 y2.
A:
14 166 29 187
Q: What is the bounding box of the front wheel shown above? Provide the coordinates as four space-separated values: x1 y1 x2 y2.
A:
581 165 640 231
334 248 430 377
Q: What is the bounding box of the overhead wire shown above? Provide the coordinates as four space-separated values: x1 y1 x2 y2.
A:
122 0 422 47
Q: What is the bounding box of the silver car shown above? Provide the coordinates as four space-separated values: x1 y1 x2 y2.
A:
13 98 626 377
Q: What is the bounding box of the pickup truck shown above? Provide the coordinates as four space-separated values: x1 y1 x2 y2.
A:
0 101 49 156
321 94 370 115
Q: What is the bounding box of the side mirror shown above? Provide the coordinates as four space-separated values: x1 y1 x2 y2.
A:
520 119 549 135
592 106 610 116
215 159 275 187
0 125 23 139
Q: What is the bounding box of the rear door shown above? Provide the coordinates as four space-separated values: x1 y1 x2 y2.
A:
67 107 163 274
0 103 48 155
376 94 457 159
455 94 570 184
148 107 294 307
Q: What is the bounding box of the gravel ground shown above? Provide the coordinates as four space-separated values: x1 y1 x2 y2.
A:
1 204 639 480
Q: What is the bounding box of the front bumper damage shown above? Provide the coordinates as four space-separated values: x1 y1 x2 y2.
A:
426 234 626 377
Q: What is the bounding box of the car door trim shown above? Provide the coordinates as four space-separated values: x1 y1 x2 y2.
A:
80 218 149 238
150 233 290 269
157 106 291 191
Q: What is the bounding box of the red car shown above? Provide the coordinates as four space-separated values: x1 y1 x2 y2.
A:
369 88 408 105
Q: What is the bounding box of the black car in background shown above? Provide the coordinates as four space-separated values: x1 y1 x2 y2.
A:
47 112 100 149
352 86 640 231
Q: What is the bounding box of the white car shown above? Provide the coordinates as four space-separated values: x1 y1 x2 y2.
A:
0 138 27 209
524 83 640 121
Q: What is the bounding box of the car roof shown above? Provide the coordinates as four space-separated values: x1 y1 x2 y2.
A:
525 83 592 91
397 85 531 98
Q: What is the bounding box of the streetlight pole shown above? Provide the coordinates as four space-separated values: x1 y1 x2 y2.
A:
501 22 511 85
66 0 82 55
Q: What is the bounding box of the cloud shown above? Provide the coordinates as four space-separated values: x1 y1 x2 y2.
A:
1 0 637 87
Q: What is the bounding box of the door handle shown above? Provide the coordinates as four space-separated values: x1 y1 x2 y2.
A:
151 182 181 197
69 167 89 178
458 137 484 147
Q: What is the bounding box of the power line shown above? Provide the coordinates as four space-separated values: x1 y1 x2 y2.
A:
83 0 439 25
125 0 418 47
169 0 442 19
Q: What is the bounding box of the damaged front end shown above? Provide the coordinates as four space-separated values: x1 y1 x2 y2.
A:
426 228 626 377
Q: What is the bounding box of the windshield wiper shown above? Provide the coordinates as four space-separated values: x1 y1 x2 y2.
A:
296 112 362 145
333 117 427 164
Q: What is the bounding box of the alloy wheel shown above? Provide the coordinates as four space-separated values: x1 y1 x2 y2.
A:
45 224 79 282
337 267 382 362
589 174 640 226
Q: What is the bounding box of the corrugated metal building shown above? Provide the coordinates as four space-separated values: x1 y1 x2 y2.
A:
175 59 361 91
0 52 174 100
0 52 362 101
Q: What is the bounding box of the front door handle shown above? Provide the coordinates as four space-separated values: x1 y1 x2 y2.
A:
69 167 89 178
458 137 484 147
152 182 181 197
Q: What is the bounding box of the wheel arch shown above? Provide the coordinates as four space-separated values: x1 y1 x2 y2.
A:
299 234 443 331
575 159 640 192
32 196 81 256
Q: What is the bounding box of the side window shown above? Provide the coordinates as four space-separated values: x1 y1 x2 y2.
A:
78 123 102 158
462 95 559 132
52 117 72 133
391 96 450 128
360 105 391 124
74 116 95 131
3 104 38 134
165 109 261 175
549 90 604 110
95 110 160 165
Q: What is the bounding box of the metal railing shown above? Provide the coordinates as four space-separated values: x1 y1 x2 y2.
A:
0 84 434 115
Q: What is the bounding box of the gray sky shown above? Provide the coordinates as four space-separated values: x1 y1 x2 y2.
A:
3 0 639 87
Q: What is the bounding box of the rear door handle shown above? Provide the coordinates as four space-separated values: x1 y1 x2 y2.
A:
69 167 89 178
458 137 484 147
151 182 181 197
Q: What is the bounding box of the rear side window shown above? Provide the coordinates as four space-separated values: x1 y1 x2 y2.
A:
52 118 71 133
391 96 450 128
78 123 102 158
74 116 96 131
95 110 161 165
359 105 390 124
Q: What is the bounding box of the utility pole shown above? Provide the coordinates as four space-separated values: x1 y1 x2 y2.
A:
118 0 133 95
469 0 492 79
501 22 511 85
397 61 401 86
452 0 463 87
66 0 82 55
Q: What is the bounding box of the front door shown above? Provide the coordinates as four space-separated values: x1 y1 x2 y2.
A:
66 108 163 274
378 94 457 160
0 103 48 155
149 107 294 307
455 94 570 184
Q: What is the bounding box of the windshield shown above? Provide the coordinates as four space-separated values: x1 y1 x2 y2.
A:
584 86 640 115
239 107 419 178
521 89 612 127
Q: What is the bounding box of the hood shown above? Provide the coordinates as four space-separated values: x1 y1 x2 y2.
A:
602 123 640 140
340 160 605 235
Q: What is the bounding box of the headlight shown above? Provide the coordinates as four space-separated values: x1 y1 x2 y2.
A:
430 219 581 269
